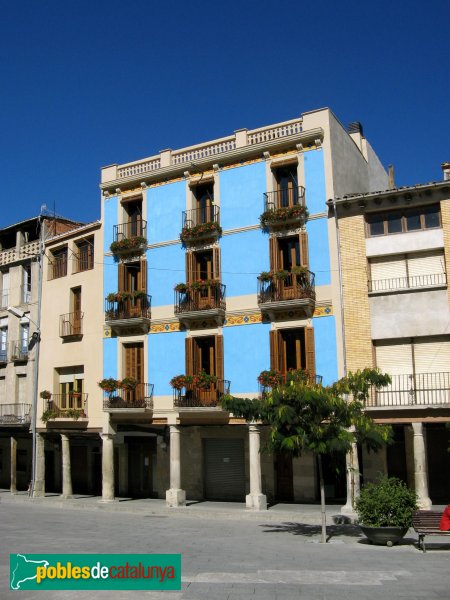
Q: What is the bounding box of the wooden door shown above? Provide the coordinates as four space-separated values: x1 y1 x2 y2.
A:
124 343 144 403
72 287 82 334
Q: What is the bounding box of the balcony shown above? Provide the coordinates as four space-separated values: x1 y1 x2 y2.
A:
174 282 226 326
110 220 147 258
368 272 447 294
260 187 307 230
366 372 450 408
10 341 28 362
0 403 31 425
180 206 222 246
173 379 230 409
103 383 154 412
258 369 322 396
43 393 88 421
105 293 151 334
60 311 83 338
257 270 315 318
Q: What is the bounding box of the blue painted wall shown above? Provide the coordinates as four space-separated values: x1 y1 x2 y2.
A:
148 244 184 307
313 315 337 386
103 338 118 378
223 323 271 393
304 150 326 215
149 331 185 395
306 218 330 286
221 229 267 297
146 182 186 244
219 162 265 229
103 195 119 252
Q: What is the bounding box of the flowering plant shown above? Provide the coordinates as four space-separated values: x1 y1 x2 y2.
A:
174 283 188 293
258 271 272 282
40 390 52 400
119 377 138 391
180 221 222 244
257 369 283 388
110 236 147 255
286 369 311 385
170 374 193 390
260 205 308 229
193 370 218 389
98 378 120 393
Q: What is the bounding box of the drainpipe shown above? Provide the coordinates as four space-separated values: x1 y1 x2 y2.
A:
332 199 347 377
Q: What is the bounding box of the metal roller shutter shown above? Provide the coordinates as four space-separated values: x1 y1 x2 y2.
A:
413 337 450 405
375 342 414 406
407 251 446 287
369 255 407 291
203 438 245 501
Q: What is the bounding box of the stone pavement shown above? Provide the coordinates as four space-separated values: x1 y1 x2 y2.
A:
0 491 448 600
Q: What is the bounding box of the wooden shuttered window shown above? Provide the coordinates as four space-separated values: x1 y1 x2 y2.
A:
305 326 316 377
124 343 143 382
186 252 195 284
270 233 309 270
269 330 285 373
299 231 309 268
212 246 221 280
138 258 147 292
118 263 126 292
215 335 224 381
269 237 279 271
185 337 195 376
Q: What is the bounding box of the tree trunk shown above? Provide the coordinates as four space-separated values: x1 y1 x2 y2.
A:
317 454 327 543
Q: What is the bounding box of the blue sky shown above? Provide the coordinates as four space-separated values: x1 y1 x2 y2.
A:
1 0 448 225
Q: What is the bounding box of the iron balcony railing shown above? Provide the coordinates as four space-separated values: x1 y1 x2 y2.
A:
258 271 315 304
263 186 306 211
367 372 450 408
173 379 230 408
10 341 28 361
59 311 83 337
175 283 226 314
182 205 220 229
45 393 88 418
103 383 154 410
368 272 447 293
113 219 147 242
105 294 151 321
0 403 31 424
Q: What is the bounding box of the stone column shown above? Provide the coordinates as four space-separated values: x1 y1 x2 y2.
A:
118 444 128 496
166 425 186 507
341 428 359 515
412 422 432 509
33 433 46 497
246 424 267 510
101 433 115 502
10 437 17 494
60 434 73 498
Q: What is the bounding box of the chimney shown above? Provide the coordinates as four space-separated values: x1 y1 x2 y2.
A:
441 162 450 181
388 165 395 189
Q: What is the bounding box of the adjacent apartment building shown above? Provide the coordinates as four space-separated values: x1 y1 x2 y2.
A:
330 162 450 508
99 108 389 506
0 215 81 493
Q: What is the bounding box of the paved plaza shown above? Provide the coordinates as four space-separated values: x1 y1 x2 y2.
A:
0 492 448 599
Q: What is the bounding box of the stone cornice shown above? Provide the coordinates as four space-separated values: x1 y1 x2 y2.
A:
100 128 324 192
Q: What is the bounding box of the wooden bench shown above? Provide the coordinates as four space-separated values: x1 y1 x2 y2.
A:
412 510 450 552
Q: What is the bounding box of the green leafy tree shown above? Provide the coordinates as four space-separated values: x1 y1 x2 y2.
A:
221 368 392 543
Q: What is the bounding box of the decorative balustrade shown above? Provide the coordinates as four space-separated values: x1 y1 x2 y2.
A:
175 283 226 314
367 372 450 408
45 393 88 418
59 311 83 337
117 158 161 179
105 294 151 321
368 272 447 293
0 403 31 424
173 137 236 165
10 341 28 361
248 119 303 145
103 383 154 410
258 271 315 304
0 241 41 268
173 379 230 408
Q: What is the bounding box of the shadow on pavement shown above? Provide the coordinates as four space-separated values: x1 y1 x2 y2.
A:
260 521 363 541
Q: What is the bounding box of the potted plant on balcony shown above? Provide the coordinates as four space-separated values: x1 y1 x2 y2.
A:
120 377 138 391
259 205 309 229
286 368 312 385
132 290 147 300
41 408 58 423
193 370 218 390
257 369 283 388
109 236 147 256
40 390 52 400
65 408 83 420
174 283 188 293
273 270 289 281
258 271 273 282
169 374 193 390
98 378 120 394
355 476 418 546
180 221 222 245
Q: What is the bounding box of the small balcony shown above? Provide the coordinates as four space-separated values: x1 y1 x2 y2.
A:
260 187 307 230
103 383 154 412
257 270 315 318
174 282 226 326
60 311 83 338
180 206 222 245
0 403 31 425
368 272 447 294
173 379 230 409
105 293 151 334
110 220 147 258
43 393 88 421
10 341 28 362
258 369 322 396
366 372 450 409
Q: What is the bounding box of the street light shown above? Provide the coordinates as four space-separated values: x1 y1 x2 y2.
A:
7 306 41 496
